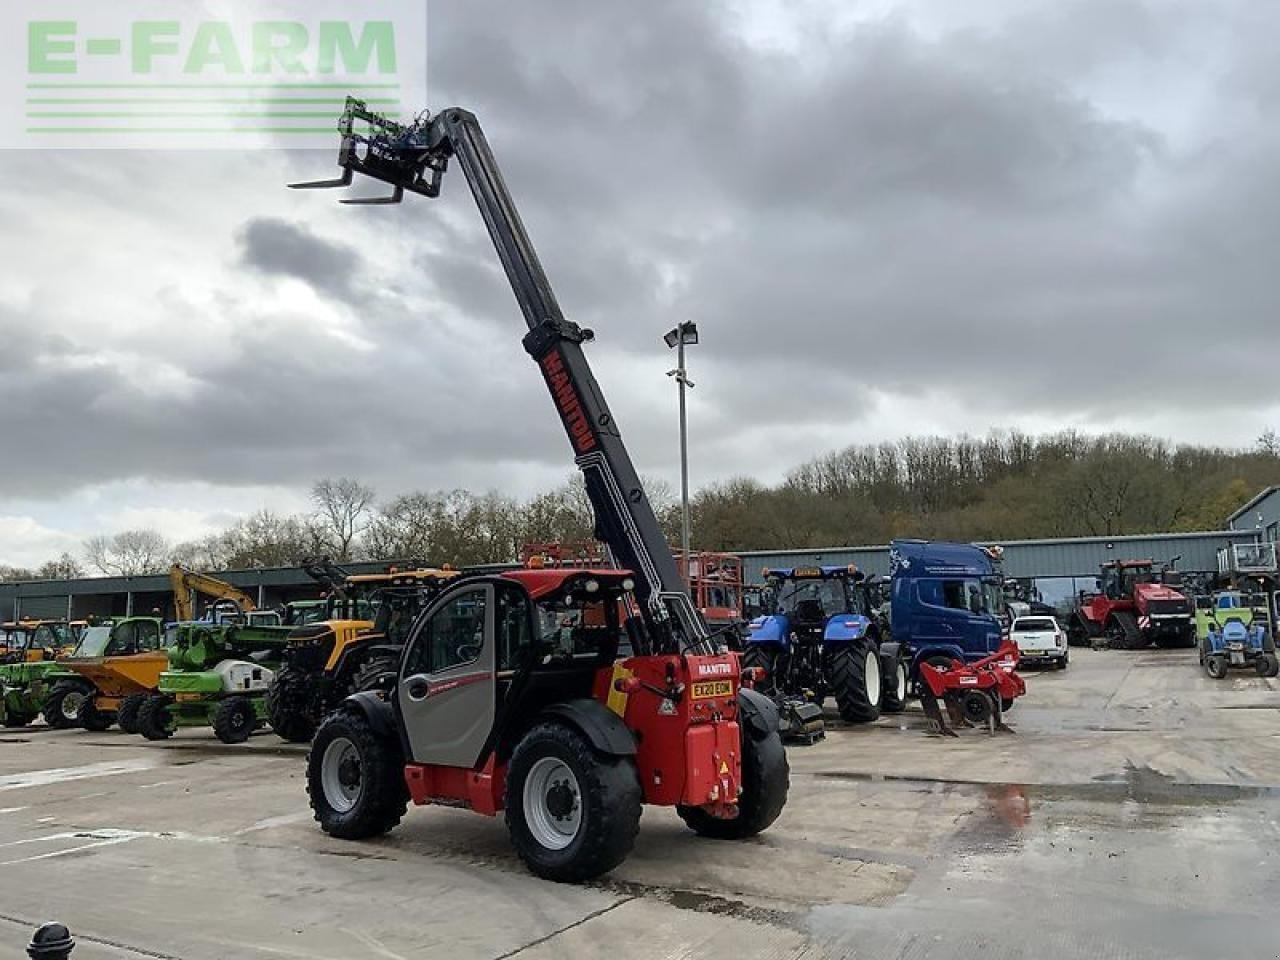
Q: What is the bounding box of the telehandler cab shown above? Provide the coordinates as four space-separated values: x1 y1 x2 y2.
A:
292 99 790 881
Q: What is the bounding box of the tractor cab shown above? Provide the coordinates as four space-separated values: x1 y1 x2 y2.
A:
764 566 868 632
0 620 75 663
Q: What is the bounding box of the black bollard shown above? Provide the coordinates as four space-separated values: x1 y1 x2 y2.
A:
27 922 74 960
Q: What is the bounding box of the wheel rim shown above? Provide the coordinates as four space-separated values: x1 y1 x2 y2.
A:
896 663 907 702
321 737 363 813
523 756 582 851
61 691 85 720
864 649 881 705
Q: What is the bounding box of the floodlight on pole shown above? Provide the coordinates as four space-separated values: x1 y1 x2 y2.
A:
664 321 698 571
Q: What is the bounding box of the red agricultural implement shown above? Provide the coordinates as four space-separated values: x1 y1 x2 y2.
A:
917 640 1025 736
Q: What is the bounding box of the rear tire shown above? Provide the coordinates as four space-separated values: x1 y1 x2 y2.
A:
829 641 882 723
348 656 400 695
739 646 782 699
43 683 88 729
117 694 147 735
1205 655 1229 680
307 710 408 839
881 657 909 714
677 727 788 840
79 699 114 732
505 722 641 882
137 694 174 740
213 696 255 744
266 668 316 743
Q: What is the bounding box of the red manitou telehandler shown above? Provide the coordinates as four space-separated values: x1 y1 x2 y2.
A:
291 100 790 882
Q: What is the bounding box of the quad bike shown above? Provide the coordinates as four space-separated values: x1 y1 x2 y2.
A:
266 567 457 742
917 640 1026 736
292 98 790 882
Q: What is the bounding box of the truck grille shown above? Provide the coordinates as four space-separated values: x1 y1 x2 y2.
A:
1146 599 1189 616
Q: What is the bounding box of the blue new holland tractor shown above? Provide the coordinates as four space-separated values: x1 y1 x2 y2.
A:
742 565 908 727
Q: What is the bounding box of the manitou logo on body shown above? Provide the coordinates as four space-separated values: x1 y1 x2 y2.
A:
697 662 733 677
541 350 598 455
1 0 427 149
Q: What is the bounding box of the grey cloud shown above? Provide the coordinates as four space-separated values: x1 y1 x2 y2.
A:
236 217 366 300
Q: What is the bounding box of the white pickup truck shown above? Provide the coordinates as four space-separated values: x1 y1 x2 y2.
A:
1011 615 1069 669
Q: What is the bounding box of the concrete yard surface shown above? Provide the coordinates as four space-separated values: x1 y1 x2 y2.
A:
0 648 1276 959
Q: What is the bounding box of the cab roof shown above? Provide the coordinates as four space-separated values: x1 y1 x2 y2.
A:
763 565 859 580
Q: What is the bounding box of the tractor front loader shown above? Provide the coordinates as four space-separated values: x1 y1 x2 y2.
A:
291 98 790 882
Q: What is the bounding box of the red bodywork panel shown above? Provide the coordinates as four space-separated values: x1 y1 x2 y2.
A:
499 567 631 599
919 639 1026 703
402 652 744 819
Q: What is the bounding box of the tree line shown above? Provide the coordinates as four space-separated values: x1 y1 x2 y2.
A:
2 429 1278 582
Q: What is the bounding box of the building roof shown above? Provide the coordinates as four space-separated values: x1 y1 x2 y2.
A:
1226 486 1280 527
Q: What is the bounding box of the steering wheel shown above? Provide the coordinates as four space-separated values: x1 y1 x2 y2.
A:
454 642 482 663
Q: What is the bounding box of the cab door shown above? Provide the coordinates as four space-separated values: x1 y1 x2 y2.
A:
397 583 496 768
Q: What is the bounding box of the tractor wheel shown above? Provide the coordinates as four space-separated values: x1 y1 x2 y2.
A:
881 656 909 714
505 722 641 882
307 709 408 840
79 699 114 732
677 725 789 840
43 683 88 729
117 694 147 735
348 656 400 695
1205 655 1229 680
739 646 782 698
829 641 882 723
266 668 316 744
3 710 34 728
213 696 256 744
137 695 175 740
1255 653 1279 678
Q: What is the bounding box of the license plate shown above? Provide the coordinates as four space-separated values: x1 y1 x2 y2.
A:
691 680 733 699
175 693 203 702
1230 652 1245 665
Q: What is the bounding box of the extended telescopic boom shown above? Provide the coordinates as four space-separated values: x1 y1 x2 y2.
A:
291 99 712 656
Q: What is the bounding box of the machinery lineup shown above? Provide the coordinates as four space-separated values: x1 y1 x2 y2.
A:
1 98 1277 886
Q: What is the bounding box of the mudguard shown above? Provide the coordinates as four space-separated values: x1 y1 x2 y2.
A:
910 644 967 677
342 690 398 740
737 686 780 740
744 614 790 649
542 699 637 756
823 614 871 646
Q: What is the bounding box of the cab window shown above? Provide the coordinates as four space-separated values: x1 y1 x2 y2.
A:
404 588 488 675
497 586 534 671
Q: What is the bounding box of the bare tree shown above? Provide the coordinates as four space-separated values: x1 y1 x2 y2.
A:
1259 429 1280 457
84 529 170 576
37 553 83 580
310 477 376 561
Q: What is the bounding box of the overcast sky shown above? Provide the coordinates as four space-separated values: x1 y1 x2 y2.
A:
1 0 1278 567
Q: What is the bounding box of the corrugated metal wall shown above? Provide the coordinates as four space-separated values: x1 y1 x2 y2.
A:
741 529 1258 583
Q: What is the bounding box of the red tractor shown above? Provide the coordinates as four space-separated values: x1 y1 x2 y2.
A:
1068 559 1195 650
292 100 790 882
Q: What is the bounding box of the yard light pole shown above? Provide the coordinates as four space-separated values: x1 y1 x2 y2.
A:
664 321 699 570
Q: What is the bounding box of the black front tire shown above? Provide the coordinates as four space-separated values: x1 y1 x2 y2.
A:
117 694 147 735
307 710 408 839
829 641 882 723
266 668 316 743
677 726 788 840
137 695 175 740
505 722 642 883
1205 655 1229 680
881 657 909 714
213 696 256 744
3 710 34 728
43 683 88 729
1255 652 1279 678
80 699 114 732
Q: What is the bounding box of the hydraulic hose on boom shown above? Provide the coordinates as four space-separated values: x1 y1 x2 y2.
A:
291 100 712 657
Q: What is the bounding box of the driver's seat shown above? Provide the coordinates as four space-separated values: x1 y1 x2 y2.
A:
794 598 826 625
